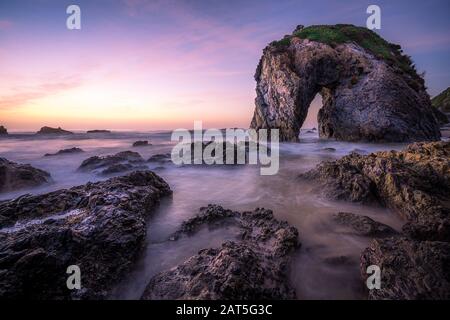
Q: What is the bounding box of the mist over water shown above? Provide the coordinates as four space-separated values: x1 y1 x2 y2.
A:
0 130 407 299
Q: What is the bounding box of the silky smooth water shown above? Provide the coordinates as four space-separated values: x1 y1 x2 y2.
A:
0 130 407 299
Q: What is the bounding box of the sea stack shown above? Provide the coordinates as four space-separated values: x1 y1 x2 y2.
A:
0 126 7 135
36 126 74 135
250 24 441 142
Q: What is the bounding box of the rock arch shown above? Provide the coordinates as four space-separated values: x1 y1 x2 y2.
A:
250 25 441 142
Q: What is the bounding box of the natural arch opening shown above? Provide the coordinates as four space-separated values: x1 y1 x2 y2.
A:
300 93 322 132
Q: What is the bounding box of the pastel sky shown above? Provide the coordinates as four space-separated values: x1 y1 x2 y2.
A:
1 0 449 131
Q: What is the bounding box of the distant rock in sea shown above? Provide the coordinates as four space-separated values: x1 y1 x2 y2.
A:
86 129 111 133
36 126 73 135
44 147 84 157
0 126 7 135
0 158 52 193
132 140 151 147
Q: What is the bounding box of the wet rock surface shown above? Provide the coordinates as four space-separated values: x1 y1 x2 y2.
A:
0 158 51 193
333 212 398 238
78 151 147 176
302 141 450 299
251 25 440 142
36 126 74 135
302 141 450 241
0 170 172 299
44 147 84 157
141 205 299 300
360 238 450 299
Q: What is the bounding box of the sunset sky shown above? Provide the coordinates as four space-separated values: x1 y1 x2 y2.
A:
1 0 450 131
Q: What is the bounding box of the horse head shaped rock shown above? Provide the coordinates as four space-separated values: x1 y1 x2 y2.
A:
250 24 441 142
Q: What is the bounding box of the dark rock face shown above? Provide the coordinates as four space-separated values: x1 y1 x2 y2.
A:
132 140 151 147
333 212 398 238
251 25 440 142
302 141 450 242
141 205 299 300
360 238 450 299
0 158 51 193
0 126 7 135
431 107 449 125
0 171 172 299
86 130 111 133
78 151 146 175
44 147 84 157
36 126 73 135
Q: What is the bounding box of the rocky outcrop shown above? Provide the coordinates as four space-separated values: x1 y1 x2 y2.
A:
0 158 51 193
432 87 450 113
333 212 398 238
360 238 450 299
0 126 7 135
251 24 440 142
36 126 74 135
78 151 146 175
0 171 172 299
44 147 84 157
302 141 450 242
302 141 450 299
132 140 151 147
141 205 299 300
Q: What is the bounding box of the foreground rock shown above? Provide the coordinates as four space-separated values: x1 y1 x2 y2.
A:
36 126 74 135
302 141 450 241
0 126 7 135
360 238 450 299
251 24 440 142
141 205 299 300
0 171 172 299
78 151 146 175
44 147 84 157
0 158 51 193
333 212 398 238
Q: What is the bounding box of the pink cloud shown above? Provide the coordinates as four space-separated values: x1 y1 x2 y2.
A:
0 74 83 109
0 20 12 30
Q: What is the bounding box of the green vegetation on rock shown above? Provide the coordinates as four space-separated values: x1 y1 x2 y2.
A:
270 24 422 88
432 87 450 112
